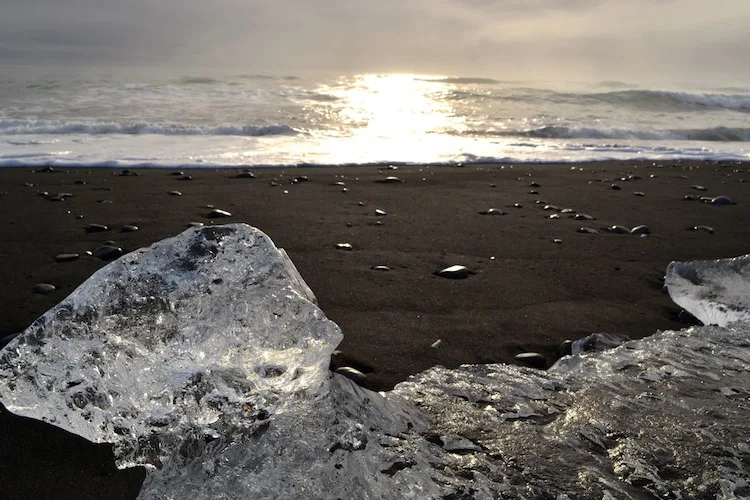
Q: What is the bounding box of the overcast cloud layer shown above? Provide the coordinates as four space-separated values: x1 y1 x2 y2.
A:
1 0 749 83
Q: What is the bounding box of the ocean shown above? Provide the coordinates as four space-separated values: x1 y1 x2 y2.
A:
1 70 749 168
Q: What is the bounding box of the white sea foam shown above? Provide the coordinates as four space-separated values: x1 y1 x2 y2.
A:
0 119 300 137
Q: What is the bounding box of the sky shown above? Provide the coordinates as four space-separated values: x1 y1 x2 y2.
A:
1 0 749 84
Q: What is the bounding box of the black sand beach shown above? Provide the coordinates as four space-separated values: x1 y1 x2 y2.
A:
1 160 749 499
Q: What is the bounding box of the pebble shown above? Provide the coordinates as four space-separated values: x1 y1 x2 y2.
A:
32 283 56 294
375 176 404 184
691 225 715 233
529 182 540 188
692 185 707 191
574 213 595 220
335 243 353 251
332 181 346 187
611 184 622 190
119 169 139 177
480 208 504 215
170 171 184 176
74 180 86 185
543 205 560 211
560 208 575 214
513 203 522 208
630 225 651 235
55 253 80 262
549 214 560 219
514 352 547 369
92 245 123 261
121 225 139 232
577 227 599 234
371 265 390 271
528 190 539 195
711 195 734 205
375 209 387 216
334 366 366 385
634 192 645 196
553 238 563 244
435 265 473 279
235 171 256 179
295 175 309 182
188 222 204 228
609 225 631 234
86 224 109 233
169 190 182 196
207 209 232 218
683 195 696 201
431 339 442 348
358 201 365 206
180 175 193 181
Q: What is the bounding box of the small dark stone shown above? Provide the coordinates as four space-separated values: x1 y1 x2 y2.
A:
375 176 403 184
119 169 139 177
180 175 193 181
335 243 353 251
32 283 56 294
480 208 504 215
102 240 116 246
609 225 631 234
574 213 595 220
683 195 696 201
37 166 56 173
235 171 256 179
55 253 80 262
711 195 734 205
634 192 645 196
514 352 547 369
334 366 366 385
170 171 184 176
86 224 109 233
630 225 650 235
577 227 599 234
371 265 391 271
529 190 539 195
611 184 622 190
207 209 232 218
559 340 573 357
295 175 309 182
435 265 473 279
691 225 715 234
529 182 540 188
677 309 703 325
74 180 86 185
92 245 124 261
692 185 708 191
331 181 346 187
121 225 139 232
169 190 182 196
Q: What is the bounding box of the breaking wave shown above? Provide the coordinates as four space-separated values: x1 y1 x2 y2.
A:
0 120 302 137
464 125 750 142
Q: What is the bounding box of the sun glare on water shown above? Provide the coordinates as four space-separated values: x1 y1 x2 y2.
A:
314 73 471 163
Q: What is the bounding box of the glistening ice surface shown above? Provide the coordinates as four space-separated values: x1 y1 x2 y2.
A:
1 225 749 499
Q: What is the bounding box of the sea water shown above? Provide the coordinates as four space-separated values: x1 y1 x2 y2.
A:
1 69 749 168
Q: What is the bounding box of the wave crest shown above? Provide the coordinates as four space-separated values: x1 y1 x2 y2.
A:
0 120 301 137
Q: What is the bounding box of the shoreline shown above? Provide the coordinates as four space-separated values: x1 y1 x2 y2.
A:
1 159 749 498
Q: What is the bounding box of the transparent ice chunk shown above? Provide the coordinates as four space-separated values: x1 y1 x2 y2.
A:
1 228 749 499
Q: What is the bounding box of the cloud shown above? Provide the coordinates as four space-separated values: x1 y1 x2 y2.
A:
1 0 749 83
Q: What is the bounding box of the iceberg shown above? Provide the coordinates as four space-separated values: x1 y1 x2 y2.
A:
1 225 749 499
